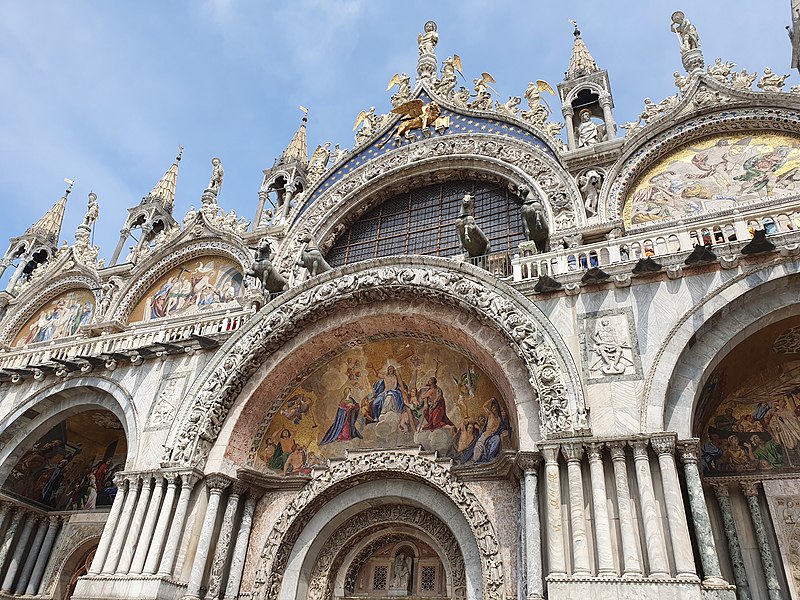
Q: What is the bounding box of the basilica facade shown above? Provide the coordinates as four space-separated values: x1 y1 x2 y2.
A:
0 11 798 600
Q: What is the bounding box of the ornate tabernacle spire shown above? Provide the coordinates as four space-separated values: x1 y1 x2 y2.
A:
0 179 73 292
565 20 600 80
109 147 181 265
255 107 311 229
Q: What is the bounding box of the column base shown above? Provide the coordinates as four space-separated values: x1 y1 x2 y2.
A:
548 576 706 600
71 573 187 600
700 576 733 589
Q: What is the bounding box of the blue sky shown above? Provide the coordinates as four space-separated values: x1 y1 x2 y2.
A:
0 1 794 263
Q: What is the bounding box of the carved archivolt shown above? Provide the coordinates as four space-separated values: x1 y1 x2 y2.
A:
602 107 800 223
278 132 582 273
163 257 585 468
307 505 465 600
252 452 502 600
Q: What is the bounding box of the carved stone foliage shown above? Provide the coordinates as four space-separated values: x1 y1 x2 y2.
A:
604 107 800 222
278 133 581 273
163 258 585 469
145 372 190 431
307 505 466 600
251 451 504 600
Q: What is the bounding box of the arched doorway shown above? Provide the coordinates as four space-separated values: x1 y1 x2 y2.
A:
64 547 96 600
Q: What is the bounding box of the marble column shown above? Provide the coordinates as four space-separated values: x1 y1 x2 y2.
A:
541 445 566 576
517 452 544 599
158 472 198 577
599 94 617 139
587 443 616 576
0 503 11 542
678 440 729 588
130 475 166 573
608 441 642 577
118 475 155 573
631 440 670 577
207 482 245 599
651 435 698 580
89 474 128 574
224 493 258 600
0 506 22 574
1 511 35 593
563 106 576 150
710 482 751 600
144 475 178 574
740 481 782 600
25 516 61 596
183 475 231 600
562 443 591 575
102 474 140 574
5 253 31 292
15 516 47 594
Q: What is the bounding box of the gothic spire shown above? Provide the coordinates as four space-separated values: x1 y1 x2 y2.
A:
24 181 72 246
565 20 600 80
144 145 183 212
281 107 309 165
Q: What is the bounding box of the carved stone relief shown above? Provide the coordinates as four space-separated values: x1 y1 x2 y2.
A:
145 371 190 431
578 307 643 383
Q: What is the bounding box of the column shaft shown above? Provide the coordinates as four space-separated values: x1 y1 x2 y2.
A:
88 475 128 574
15 517 47 594
542 446 566 576
563 108 576 150
158 474 197 577
118 475 154 573
652 436 698 580
207 485 243 598
741 481 781 600
102 476 140 574
1 512 35 593
563 444 591 575
224 495 257 600
587 444 616 576
25 516 60 596
517 453 543 600
130 476 165 573
710 483 751 600
183 476 230 600
145 476 179 574
631 440 670 577
0 508 22 574
608 442 642 577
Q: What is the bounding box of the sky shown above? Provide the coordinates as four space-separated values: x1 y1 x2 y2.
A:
0 1 794 264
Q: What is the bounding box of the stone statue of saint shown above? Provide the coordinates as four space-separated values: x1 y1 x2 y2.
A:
671 11 700 51
418 20 438 55
576 109 600 148
208 157 224 193
83 192 99 227
391 553 412 590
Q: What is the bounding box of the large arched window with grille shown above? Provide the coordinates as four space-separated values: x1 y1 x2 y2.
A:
325 180 527 267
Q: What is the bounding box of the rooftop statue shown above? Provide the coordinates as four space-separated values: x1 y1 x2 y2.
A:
207 157 224 194
521 80 554 126
353 106 379 145
469 72 495 110
380 99 442 147
386 72 412 108
83 191 99 228
418 20 438 55
758 66 790 92
671 11 700 52
707 57 736 83
434 54 462 98
730 68 758 89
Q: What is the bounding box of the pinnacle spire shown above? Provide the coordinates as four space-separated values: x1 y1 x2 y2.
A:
565 20 600 80
25 181 72 246
281 107 309 165
144 145 183 212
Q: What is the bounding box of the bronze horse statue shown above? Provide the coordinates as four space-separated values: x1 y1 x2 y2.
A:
246 238 288 294
455 193 491 258
518 185 550 253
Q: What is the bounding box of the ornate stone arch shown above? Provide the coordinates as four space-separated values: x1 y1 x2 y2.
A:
0 376 138 486
253 451 503 600
642 262 800 435
601 107 800 224
0 273 100 345
163 257 586 468
107 237 251 324
277 132 582 273
562 80 607 105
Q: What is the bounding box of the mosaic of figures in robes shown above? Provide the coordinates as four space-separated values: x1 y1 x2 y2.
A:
3 410 127 510
254 338 513 475
699 317 800 474
625 132 800 228
13 290 95 347
129 257 243 323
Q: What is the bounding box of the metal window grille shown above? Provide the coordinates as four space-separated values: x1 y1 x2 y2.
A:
420 565 437 592
373 565 388 590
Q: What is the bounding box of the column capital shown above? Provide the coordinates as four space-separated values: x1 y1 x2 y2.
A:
562 105 574 117
540 444 560 464
709 481 730 498
739 480 761 497
179 471 201 488
606 440 627 460
205 474 232 492
677 439 700 464
651 433 677 455
0 501 13 517
515 451 541 472
630 439 650 459
561 442 584 462
48 515 62 527
598 94 613 106
586 442 605 461
231 481 249 497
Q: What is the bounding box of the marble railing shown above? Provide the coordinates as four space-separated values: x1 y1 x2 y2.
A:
0 308 252 371
511 207 800 282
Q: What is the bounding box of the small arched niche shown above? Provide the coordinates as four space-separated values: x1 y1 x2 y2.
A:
1 408 127 511
695 315 800 476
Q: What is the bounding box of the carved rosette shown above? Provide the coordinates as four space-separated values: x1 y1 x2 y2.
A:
251 451 505 600
164 258 585 468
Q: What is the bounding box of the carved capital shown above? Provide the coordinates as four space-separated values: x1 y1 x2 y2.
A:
650 434 677 456
205 473 232 492
561 442 584 462
179 471 201 488
739 480 761 497
586 442 605 461
606 440 628 461
515 451 541 472
709 481 730 498
48 515 63 528
231 481 249 497
112 472 128 488
540 445 560 465
562 105 575 117
630 439 650 459
677 439 700 465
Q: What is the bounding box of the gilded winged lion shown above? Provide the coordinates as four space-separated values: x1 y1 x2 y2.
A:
379 99 441 147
